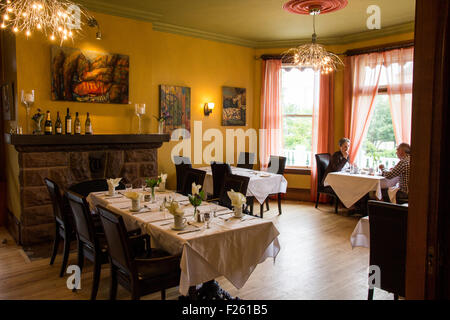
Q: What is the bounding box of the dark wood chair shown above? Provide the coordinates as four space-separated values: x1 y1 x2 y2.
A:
174 156 192 194
210 162 232 200
68 179 126 198
236 152 255 170
44 178 76 277
66 190 110 300
97 205 181 300
218 174 250 210
181 168 206 196
315 153 339 213
367 200 408 300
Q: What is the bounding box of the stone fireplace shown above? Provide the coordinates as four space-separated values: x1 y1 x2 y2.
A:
6 134 170 246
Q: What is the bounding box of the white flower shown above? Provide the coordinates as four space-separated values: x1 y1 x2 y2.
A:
159 173 168 183
227 189 246 207
192 182 201 196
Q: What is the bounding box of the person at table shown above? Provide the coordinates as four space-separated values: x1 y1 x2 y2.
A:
323 137 350 183
379 143 411 203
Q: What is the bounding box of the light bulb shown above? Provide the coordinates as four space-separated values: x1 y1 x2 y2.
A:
3 14 9 20
26 30 31 36
1 23 6 29
7 8 13 12
37 24 41 29
50 35 55 41
13 27 18 32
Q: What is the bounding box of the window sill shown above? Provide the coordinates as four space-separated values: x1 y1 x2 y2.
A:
284 167 311 175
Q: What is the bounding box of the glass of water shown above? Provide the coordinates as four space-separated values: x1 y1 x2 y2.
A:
125 183 133 191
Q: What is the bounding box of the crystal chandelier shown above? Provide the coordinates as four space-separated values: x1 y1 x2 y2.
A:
0 0 92 42
283 7 344 74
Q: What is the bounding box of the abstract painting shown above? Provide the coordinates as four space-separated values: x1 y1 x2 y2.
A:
222 86 246 126
159 85 191 134
51 46 129 104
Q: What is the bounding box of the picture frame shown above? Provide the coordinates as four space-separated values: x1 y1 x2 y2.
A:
222 86 246 126
159 84 191 134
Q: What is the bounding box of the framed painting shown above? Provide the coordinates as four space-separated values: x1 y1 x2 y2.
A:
1 82 15 121
222 86 246 126
51 46 129 104
159 85 191 134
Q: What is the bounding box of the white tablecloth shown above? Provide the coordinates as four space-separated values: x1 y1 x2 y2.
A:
198 166 288 204
324 172 385 208
88 190 280 296
350 216 370 248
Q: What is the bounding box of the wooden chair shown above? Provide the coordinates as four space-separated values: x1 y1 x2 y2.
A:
236 152 255 170
174 156 192 194
218 174 250 210
181 168 206 196
44 178 76 277
315 153 339 213
68 179 126 198
66 190 110 300
367 200 408 300
210 162 232 200
97 205 181 300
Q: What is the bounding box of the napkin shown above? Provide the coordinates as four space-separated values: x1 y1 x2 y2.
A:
227 189 246 207
107 178 122 189
165 200 185 217
159 173 168 183
123 192 144 201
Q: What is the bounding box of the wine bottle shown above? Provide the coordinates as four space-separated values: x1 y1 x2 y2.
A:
65 108 72 135
74 112 81 135
44 111 53 135
85 112 93 135
55 112 62 135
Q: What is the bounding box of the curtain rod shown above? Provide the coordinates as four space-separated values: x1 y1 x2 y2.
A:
344 41 414 56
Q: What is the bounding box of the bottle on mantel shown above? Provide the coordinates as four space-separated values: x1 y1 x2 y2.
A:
85 112 93 135
65 108 72 135
44 111 53 135
55 112 62 135
74 112 81 135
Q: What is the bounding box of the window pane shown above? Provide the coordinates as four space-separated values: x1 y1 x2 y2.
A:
282 116 312 167
281 67 315 115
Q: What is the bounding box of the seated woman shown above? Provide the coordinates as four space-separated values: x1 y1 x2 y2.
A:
323 137 350 184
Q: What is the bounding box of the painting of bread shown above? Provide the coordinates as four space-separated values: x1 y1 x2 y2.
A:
51 46 129 104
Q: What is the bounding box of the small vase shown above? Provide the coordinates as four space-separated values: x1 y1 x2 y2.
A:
234 206 243 218
151 188 156 203
158 121 164 134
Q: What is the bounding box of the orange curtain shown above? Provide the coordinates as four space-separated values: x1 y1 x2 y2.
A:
311 72 335 202
260 59 282 169
383 47 414 145
344 53 384 163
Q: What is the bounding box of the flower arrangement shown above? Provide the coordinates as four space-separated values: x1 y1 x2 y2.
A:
145 177 162 201
31 108 44 135
188 182 206 220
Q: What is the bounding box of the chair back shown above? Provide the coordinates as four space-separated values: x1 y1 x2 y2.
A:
174 156 192 193
267 156 287 175
219 174 250 209
368 200 408 297
315 153 331 188
211 162 232 199
66 191 98 248
97 205 136 277
236 152 255 170
44 178 68 226
181 168 206 196
68 179 125 198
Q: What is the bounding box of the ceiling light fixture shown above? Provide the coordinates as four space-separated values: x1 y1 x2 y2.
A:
282 0 347 74
0 0 93 42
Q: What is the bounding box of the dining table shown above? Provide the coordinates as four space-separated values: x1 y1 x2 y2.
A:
87 189 281 298
198 166 288 205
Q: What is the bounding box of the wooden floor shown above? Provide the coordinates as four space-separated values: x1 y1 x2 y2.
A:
0 200 393 300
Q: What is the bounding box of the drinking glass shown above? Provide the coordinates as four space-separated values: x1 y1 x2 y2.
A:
204 212 211 229
135 103 146 134
125 183 133 191
21 90 35 134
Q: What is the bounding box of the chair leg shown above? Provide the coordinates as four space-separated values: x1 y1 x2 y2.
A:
368 288 374 300
394 294 399 300
334 196 339 214
260 203 264 219
50 228 60 266
77 241 84 272
161 289 166 300
90 258 102 300
315 192 320 208
59 236 70 277
109 266 118 300
277 193 282 215
266 199 269 211
248 197 254 216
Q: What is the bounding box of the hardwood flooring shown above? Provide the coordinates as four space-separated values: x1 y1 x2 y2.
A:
0 200 393 300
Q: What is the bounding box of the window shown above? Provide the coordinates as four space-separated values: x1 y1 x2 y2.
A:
281 66 320 167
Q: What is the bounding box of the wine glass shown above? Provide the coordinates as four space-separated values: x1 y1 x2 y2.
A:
125 183 133 191
135 103 146 134
21 90 35 134
204 212 211 229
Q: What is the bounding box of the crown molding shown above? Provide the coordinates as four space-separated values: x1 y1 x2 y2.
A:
77 0 162 22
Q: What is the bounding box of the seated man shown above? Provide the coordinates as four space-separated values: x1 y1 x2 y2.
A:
379 143 411 203
323 137 350 184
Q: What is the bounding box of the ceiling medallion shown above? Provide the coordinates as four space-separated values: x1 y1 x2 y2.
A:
0 0 93 42
282 0 346 74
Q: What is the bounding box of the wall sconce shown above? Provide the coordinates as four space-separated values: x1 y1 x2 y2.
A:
87 17 102 40
204 102 214 116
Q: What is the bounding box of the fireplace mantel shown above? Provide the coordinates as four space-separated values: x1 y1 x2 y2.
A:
5 133 170 152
